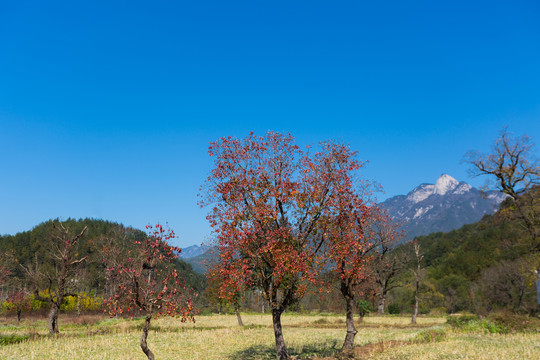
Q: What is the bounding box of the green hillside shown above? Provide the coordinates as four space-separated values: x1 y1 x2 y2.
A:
0 218 206 295
389 188 539 314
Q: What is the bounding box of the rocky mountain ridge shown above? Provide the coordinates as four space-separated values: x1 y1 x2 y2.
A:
381 174 507 241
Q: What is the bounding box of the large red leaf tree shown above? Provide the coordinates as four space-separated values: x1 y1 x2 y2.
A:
103 224 196 360
200 132 365 360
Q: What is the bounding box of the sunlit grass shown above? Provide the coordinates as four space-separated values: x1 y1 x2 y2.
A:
0 314 537 359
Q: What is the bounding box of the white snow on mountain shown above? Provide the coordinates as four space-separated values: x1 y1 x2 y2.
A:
434 174 459 195
407 184 435 203
453 183 472 195
488 192 509 202
382 174 509 241
413 205 433 219
406 174 460 203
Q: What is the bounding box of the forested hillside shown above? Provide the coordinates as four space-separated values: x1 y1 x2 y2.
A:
0 218 206 296
388 187 539 314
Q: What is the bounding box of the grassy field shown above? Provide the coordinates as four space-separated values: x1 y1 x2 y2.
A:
0 313 538 359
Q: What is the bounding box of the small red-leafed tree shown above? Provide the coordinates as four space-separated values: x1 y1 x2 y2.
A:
207 260 245 326
324 195 376 352
6 290 31 322
201 132 364 360
20 221 88 334
103 224 196 360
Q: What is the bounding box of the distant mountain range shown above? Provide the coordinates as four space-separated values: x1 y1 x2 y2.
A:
179 244 210 259
381 174 507 241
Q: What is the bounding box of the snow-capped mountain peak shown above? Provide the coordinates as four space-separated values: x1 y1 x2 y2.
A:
434 174 459 195
381 174 507 241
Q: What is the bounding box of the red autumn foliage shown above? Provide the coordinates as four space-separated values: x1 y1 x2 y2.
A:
103 224 196 360
200 131 369 360
6 290 31 322
324 181 377 352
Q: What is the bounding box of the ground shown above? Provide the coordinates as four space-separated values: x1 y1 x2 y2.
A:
0 313 538 359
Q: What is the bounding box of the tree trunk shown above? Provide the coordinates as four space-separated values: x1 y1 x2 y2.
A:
272 309 290 360
48 304 60 334
140 314 155 360
412 298 418 324
377 293 385 315
412 275 419 324
341 296 357 352
235 305 244 326
17 309 21 322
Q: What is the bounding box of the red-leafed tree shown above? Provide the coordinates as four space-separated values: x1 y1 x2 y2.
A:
6 290 31 322
200 132 364 360
207 260 245 326
324 195 376 352
103 224 196 360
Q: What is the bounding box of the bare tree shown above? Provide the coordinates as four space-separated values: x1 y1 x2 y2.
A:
20 222 87 334
411 241 424 324
367 212 406 315
464 128 539 246
464 128 539 307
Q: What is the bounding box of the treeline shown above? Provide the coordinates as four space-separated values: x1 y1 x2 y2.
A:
2 188 537 320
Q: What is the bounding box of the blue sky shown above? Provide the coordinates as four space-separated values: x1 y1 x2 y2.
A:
1 0 539 246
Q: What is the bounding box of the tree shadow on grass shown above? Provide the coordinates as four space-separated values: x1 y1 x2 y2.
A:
228 339 340 360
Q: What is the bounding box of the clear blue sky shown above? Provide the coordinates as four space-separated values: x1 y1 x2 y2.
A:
1 0 539 246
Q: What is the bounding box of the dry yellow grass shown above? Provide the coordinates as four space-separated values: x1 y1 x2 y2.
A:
0 314 537 360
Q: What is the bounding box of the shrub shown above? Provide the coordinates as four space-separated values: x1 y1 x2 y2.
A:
388 304 401 315
428 307 448 316
446 313 478 327
357 300 373 318
447 314 507 334
415 327 446 343
0 334 29 346
487 312 540 333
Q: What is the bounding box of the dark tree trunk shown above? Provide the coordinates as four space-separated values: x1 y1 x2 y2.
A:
17 309 21 322
141 314 155 360
235 305 244 326
341 296 357 352
272 309 290 360
48 304 60 334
